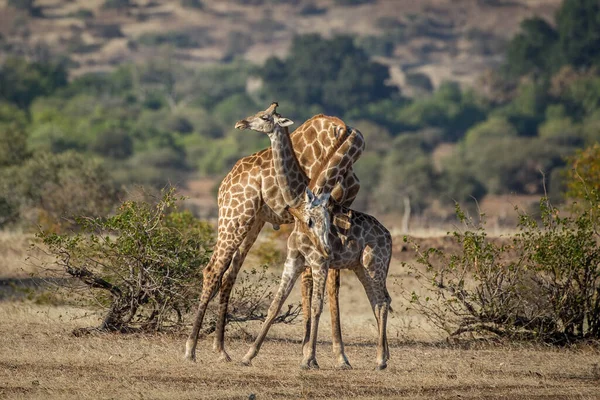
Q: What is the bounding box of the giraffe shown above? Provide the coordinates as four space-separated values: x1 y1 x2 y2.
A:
238 110 392 370
184 103 365 367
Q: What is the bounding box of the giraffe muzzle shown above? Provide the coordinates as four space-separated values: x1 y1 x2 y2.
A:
235 120 249 130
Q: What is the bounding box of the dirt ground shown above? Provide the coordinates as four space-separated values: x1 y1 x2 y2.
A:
1 302 599 400
1 232 600 399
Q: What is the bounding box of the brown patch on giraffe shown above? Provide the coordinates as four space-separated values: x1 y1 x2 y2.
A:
304 127 317 143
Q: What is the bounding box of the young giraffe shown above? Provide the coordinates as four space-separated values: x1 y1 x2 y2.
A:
185 103 365 366
239 110 392 370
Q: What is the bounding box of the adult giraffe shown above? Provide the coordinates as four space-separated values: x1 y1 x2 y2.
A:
185 103 365 368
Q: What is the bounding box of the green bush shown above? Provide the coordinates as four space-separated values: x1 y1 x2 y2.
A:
261 34 397 114
564 143 600 206
0 102 29 167
538 117 583 145
463 117 518 148
556 0 600 68
36 188 214 332
505 17 559 77
0 151 120 230
33 188 299 333
0 57 68 109
405 195 600 344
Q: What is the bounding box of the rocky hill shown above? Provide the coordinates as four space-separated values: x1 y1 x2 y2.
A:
0 0 561 91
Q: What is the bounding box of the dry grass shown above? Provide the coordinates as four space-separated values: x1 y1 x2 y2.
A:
0 231 36 279
1 233 600 399
1 302 599 400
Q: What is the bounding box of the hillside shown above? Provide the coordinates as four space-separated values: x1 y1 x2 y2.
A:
0 0 561 90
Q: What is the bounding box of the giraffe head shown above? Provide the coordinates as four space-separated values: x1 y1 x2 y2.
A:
288 188 332 258
234 102 293 135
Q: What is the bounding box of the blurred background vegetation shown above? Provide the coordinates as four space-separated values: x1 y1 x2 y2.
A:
1 0 600 231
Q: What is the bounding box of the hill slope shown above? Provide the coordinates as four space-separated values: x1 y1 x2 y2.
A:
0 0 561 90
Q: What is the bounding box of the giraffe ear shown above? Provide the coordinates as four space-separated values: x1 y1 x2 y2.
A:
275 116 294 127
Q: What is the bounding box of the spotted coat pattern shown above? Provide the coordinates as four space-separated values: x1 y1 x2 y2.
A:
184 103 365 364
239 111 393 370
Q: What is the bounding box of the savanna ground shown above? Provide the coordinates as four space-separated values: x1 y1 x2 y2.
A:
1 231 599 399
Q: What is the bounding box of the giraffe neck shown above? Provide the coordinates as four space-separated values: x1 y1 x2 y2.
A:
268 125 308 209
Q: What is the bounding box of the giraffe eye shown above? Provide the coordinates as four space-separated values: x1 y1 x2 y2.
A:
307 218 314 229
261 115 270 121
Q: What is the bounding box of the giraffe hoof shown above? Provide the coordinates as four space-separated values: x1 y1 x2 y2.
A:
300 359 319 370
336 362 352 370
374 363 388 371
183 354 196 363
218 352 232 363
239 359 251 367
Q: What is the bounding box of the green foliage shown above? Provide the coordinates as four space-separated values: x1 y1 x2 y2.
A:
556 0 600 68
492 80 548 135
538 116 583 145
261 34 397 114
0 151 120 230
36 188 214 332
463 117 518 148
0 102 29 167
374 134 437 213
462 136 570 194
564 143 600 205
505 17 559 76
396 82 486 141
91 128 134 159
406 196 600 343
560 74 600 118
0 57 68 108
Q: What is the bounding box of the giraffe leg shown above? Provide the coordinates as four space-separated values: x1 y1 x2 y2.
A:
301 262 329 370
352 267 390 370
184 195 260 363
327 269 351 369
300 268 313 357
241 255 304 366
212 220 265 362
374 299 390 371
184 244 238 362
